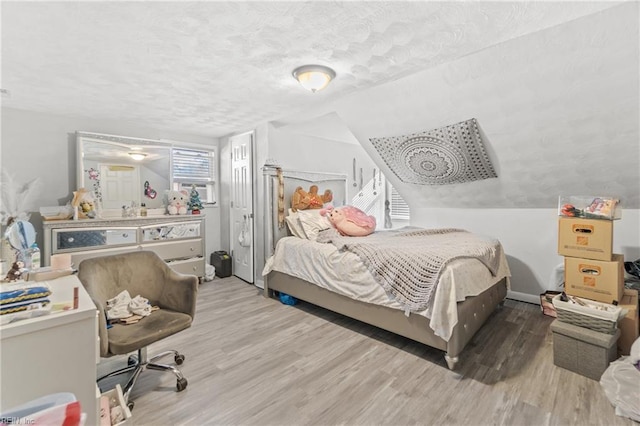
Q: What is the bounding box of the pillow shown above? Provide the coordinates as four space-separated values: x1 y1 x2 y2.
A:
297 209 332 240
285 209 306 239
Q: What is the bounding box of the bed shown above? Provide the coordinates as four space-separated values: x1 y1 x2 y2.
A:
261 166 510 370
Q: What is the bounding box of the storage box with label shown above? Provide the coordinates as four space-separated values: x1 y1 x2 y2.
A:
618 288 639 356
564 254 624 304
558 217 613 261
558 196 621 220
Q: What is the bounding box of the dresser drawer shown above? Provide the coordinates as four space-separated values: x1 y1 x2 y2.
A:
53 227 137 253
70 246 141 269
141 239 203 261
140 221 201 242
167 258 205 277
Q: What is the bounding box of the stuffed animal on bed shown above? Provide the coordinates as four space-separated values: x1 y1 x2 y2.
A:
320 205 376 237
291 185 333 211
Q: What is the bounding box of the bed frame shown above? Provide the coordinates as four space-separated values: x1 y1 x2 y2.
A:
262 166 507 370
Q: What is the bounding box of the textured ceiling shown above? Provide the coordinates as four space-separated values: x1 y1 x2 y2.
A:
1 1 620 138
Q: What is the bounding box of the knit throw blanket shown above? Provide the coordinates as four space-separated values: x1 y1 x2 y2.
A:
316 227 502 313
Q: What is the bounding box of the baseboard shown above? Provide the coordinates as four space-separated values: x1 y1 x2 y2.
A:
507 290 541 305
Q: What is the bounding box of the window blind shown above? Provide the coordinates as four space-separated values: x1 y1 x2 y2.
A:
172 148 214 182
390 186 410 220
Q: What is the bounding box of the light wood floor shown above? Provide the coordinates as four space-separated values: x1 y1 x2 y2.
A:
104 276 633 426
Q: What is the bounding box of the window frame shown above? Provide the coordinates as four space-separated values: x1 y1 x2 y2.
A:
171 146 217 205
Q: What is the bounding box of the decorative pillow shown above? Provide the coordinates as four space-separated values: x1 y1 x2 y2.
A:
297 209 332 240
285 209 306 239
320 205 376 237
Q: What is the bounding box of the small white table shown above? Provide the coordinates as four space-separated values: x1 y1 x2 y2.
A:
0 275 99 425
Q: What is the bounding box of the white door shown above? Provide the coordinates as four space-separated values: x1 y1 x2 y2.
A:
230 132 254 283
100 164 139 209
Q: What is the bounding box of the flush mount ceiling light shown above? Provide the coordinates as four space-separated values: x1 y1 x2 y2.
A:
292 65 336 93
128 152 147 161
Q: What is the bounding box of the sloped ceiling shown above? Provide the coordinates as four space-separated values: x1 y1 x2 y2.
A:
1 1 621 138
333 3 639 209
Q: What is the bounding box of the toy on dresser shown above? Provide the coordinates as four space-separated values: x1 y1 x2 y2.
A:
166 190 189 215
4 261 25 282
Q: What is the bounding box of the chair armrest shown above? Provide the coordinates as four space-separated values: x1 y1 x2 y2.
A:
159 269 199 318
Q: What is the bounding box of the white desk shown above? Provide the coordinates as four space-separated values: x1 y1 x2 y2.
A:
0 275 98 425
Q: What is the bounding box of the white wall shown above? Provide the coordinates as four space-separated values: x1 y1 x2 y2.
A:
268 125 378 203
1 107 221 257
262 3 640 300
338 3 639 210
412 208 640 303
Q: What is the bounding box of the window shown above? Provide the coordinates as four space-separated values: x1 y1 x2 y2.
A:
389 186 410 220
172 148 216 204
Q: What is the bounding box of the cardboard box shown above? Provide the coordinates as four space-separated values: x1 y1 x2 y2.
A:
558 217 613 261
618 288 639 356
564 254 624 304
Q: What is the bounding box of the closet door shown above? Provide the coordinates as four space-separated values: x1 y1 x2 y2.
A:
229 132 254 283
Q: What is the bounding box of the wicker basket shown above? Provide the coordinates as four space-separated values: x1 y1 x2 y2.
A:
552 294 623 334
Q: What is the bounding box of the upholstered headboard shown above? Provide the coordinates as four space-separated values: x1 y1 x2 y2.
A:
262 166 347 257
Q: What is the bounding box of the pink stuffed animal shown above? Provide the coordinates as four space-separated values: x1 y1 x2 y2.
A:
320 205 376 237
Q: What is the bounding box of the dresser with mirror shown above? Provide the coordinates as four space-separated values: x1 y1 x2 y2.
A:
41 132 206 278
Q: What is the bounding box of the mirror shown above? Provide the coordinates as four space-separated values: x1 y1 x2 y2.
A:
5 220 36 252
77 132 172 213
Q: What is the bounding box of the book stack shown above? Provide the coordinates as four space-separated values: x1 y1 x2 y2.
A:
0 282 52 324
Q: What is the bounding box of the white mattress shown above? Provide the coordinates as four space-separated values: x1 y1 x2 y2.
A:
263 236 511 341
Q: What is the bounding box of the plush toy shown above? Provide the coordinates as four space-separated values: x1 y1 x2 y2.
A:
291 185 333 211
166 190 189 215
4 261 25 282
320 205 376 237
71 188 97 219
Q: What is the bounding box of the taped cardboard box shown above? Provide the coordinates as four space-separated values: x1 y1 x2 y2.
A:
618 288 639 356
564 254 624 304
558 217 613 261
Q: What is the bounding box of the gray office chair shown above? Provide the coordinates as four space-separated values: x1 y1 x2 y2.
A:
78 251 198 408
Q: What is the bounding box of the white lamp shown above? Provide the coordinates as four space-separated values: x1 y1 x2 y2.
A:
292 65 336 93
128 152 147 161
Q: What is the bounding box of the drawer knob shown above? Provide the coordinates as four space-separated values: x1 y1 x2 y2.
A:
190 247 194 251
123 233 128 238
67 237 75 243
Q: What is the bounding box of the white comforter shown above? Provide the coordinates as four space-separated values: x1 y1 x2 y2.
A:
263 236 511 341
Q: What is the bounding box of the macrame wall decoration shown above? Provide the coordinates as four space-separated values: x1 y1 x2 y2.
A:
369 118 497 185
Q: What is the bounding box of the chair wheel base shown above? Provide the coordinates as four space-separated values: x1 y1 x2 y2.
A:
175 354 185 365
177 378 188 392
